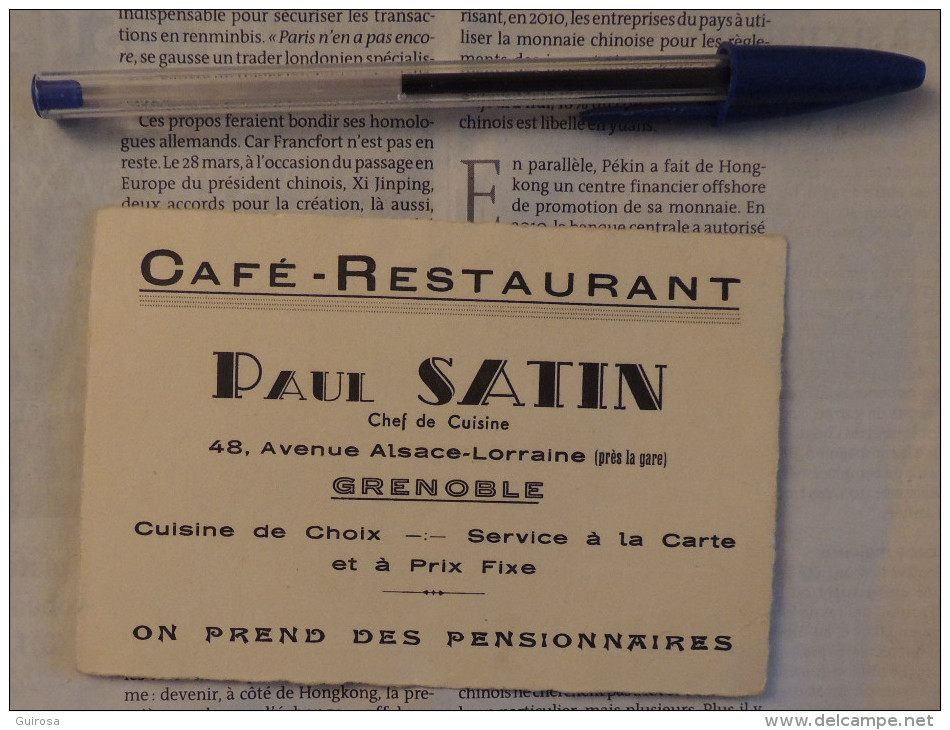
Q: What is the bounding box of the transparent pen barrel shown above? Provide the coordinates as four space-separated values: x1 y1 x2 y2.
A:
33 56 730 118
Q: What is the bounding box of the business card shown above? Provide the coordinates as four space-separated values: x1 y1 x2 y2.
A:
78 209 785 694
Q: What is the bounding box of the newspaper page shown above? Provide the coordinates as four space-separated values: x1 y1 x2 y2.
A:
10 9 939 712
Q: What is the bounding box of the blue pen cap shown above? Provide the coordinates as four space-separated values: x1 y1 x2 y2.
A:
717 42 926 123
581 43 925 126
32 76 83 118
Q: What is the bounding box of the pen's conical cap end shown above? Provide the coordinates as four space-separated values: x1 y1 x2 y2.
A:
719 43 926 123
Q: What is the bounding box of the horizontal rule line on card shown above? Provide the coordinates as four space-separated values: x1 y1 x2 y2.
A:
139 288 740 311
382 590 486 596
331 496 539 505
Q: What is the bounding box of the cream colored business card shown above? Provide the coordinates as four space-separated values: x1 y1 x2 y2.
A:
78 209 785 694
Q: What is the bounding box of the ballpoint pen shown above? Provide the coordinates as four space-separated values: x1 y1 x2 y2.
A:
32 42 925 124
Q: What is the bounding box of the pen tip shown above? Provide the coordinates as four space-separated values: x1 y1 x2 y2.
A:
871 50 926 94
